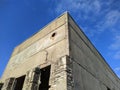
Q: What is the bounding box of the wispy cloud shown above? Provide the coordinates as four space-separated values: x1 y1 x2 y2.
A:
55 0 101 19
115 67 120 72
55 0 120 37
109 35 120 50
55 0 120 62
108 31 120 60
95 10 120 34
114 51 120 60
105 10 120 27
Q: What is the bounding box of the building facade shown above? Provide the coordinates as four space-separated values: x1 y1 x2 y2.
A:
0 12 120 90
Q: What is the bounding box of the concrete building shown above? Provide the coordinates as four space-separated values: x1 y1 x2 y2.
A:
0 12 120 90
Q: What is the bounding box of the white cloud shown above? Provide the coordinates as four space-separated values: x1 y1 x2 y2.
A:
114 51 120 60
108 33 120 60
105 10 120 27
115 67 120 72
109 35 120 50
95 10 120 33
55 0 80 13
108 36 120 60
55 0 101 18
107 10 120 59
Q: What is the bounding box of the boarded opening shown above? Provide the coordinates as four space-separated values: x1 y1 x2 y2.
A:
39 65 51 90
14 75 25 90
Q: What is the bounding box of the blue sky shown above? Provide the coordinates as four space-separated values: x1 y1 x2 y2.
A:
0 0 120 78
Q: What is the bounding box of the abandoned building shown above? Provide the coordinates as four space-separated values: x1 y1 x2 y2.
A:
0 12 120 90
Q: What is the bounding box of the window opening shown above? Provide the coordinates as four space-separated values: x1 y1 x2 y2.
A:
0 83 3 90
39 65 51 90
14 75 25 90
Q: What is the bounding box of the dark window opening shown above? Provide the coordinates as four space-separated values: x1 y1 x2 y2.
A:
39 65 51 90
0 83 3 90
107 87 111 90
14 75 25 90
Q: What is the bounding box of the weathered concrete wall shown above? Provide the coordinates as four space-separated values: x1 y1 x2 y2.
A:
68 14 120 90
1 13 69 82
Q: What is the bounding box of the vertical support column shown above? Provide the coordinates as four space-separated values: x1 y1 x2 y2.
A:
1 77 16 90
66 56 74 90
22 67 41 90
49 55 73 90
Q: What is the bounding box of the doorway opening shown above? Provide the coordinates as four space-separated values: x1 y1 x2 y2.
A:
39 65 51 90
14 75 25 90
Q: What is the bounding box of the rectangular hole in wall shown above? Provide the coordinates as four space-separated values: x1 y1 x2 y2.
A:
14 75 25 90
0 83 3 90
39 65 51 90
